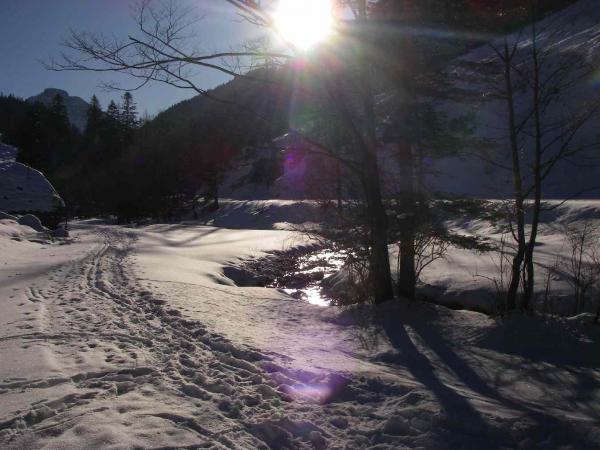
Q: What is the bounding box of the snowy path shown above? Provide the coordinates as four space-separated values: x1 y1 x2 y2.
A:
0 225 406 449
1 223 599 449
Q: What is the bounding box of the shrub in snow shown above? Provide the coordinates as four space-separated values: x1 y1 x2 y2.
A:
51 226 69 238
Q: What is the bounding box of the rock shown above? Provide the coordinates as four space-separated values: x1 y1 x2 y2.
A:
18 214 46 232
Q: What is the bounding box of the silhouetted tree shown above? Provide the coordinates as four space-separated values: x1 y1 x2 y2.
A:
120 92 139 145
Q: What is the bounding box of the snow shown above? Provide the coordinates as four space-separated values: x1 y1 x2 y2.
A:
414 200 600 314
1 200 599 449
0 143 65 214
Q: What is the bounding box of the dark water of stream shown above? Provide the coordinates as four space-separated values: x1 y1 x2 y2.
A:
271 249 347 307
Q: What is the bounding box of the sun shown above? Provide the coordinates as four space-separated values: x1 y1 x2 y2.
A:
273 0 333 50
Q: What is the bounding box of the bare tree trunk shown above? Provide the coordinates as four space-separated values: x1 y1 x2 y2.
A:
523 12 542 312
335 161 342 212
364 168 395 303
573 239 585 315
397 142 416 300
503 38 527 312
355 0 394 304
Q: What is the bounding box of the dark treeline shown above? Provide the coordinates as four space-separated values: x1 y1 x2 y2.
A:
0 69 293 221
0 92 140 220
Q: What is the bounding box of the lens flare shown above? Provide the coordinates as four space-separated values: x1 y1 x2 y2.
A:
273 0 333 50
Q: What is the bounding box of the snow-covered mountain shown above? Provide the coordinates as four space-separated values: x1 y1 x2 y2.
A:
223 0 600 201
431 0 600 198
27 88 89 131
0 143 64 215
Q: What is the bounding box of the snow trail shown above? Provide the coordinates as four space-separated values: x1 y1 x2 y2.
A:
0 226 401 448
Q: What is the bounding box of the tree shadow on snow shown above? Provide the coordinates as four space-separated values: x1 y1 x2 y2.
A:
378 305 599 448
379 315 514 448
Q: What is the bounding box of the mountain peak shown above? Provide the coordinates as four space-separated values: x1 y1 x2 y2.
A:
41 88 70 98
27 88 90 131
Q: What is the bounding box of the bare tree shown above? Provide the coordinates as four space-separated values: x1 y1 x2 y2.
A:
564 220 600 316
463 0 600 312
476 232 513 314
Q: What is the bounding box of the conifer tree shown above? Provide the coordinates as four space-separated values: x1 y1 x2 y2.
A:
48 94 74 169
120 92 138 130
84 95 103 142
102 100 123 159
106 100 120 125
120 92 139 146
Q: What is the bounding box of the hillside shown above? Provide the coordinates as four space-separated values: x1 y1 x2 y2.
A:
431 0 600 198
178 1 600 202
147 68 294 144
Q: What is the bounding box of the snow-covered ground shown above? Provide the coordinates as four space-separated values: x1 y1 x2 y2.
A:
1 201 599 449
418 200 600 314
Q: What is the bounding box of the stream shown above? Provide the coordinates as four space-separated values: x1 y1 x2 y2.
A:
269 249 347 307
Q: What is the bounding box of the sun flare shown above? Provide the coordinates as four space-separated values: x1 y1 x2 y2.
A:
273 0 333 50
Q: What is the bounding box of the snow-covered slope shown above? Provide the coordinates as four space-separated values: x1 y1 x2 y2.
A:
432 0 600 198
222 1 600 201
224 0 600 199
222 132 359 200
26 88 89 131
0 143 64 214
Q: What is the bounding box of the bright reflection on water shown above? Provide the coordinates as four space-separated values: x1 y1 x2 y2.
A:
279 250 347 307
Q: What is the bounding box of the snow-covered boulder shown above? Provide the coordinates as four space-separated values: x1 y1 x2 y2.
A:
0 143 65 225
17 214 46 232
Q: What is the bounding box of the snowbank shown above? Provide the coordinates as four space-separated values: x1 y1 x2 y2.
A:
416 200 600 314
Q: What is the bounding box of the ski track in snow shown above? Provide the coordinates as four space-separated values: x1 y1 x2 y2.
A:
1 225 599 449
0 227 410 449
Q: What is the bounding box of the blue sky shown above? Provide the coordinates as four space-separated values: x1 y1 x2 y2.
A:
0 0 261 116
